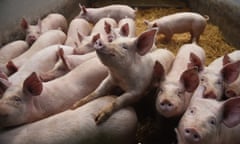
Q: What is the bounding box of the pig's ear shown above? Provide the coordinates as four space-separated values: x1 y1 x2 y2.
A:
188 52 204 72
104 21 112 34
77 32 84 43
79 4 87 14
180 67 199 92
135 28 158 56
92 33 101 43
21 18 28 30
0 70 8 81
223 54 231 66
0 78 11 95
6 61 18 75
57 48 71 71
23 72 43 96
120 23 129 37
152 23 158 28
222 97 240 128
152 61 165 87
37 18 42 32
221 60 240 84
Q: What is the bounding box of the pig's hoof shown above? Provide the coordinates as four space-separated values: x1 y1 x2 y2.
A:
95 111 110 125
70 100 85 110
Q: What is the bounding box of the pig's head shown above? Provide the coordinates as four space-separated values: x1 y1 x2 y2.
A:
74 33 101 54
21 18 42 45
94 28 158 71
144 20 158 29
156 67 199 118
176 85 240 144
0 72 42 128
221 60 240 98
40 48 71 82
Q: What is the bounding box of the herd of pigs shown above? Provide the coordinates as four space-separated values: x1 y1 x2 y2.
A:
0 4 240 144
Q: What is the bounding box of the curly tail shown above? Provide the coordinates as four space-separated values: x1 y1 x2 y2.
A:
204 15 210 21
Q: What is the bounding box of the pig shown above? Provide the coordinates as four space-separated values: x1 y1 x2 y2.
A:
0 40 29 64
0 96 138 144
71 28 175 124
77 4 136 24
8 45 75 85
64 18 92 48
176 85 240 144
40 50 96 82
0 57 107 128
144 12 209 43
155 42 206 118
74 17 117 54
112 17 136 39
198 50 240 100
5 30 66 75
21 13 67 45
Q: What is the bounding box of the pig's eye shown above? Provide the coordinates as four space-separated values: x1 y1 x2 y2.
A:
122 44 128 50
158 88 163 95
177 90 184 97
200 77 205 82
216 80 222 85
209 117 217 126
12 96 22 103
188 107 196 115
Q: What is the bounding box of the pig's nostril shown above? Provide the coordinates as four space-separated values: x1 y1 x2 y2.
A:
185 129 190 134
193 134 200 141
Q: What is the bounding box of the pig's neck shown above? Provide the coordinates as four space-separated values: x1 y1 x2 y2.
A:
109 54 154 92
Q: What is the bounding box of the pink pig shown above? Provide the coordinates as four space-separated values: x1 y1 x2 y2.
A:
40 50 96 82
64 18 92 48
21 13 67 45
176 85 240 144
155 42 205 118
198 50 240 100
0 96 137 144
72 28 175 124
74 17 117 54
77 4 136 24
0 57 107 128
5 30 66 75
144 12 209 42
0 40 29 64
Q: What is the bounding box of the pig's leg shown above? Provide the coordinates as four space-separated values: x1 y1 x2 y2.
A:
71 75 115 109
95 90 141 124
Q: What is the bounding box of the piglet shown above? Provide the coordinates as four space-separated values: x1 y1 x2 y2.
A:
176 85 240 144
74 17 117 54
77 4 136 24
0 57 107 128
72 28 175 124
8 45 74 85
40 50 96 82
0 96 137 144
64 18 92 48
5 30 66 75
21 13 67 45
155 42 205 118
144 12 209 42
0 40 29 64
199 50 240 100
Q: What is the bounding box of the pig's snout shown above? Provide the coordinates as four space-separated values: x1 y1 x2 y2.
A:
184 128 201 143
159 99 176 112
94 39 105 50
203 91 217 99
27 35 37 45
225 89 237 98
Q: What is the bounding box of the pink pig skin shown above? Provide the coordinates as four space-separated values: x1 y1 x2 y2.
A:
0 96 137 144
74 17 117 54
78 4 136 24
72 28 175 124
144 12 208 42
0 40 29 64
21 13 67 45
156 42 205 118
176 85 240 144
64 18 92 48
5 30 66 75
8 45 74 85
40 51 96 82
0 57 107 128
